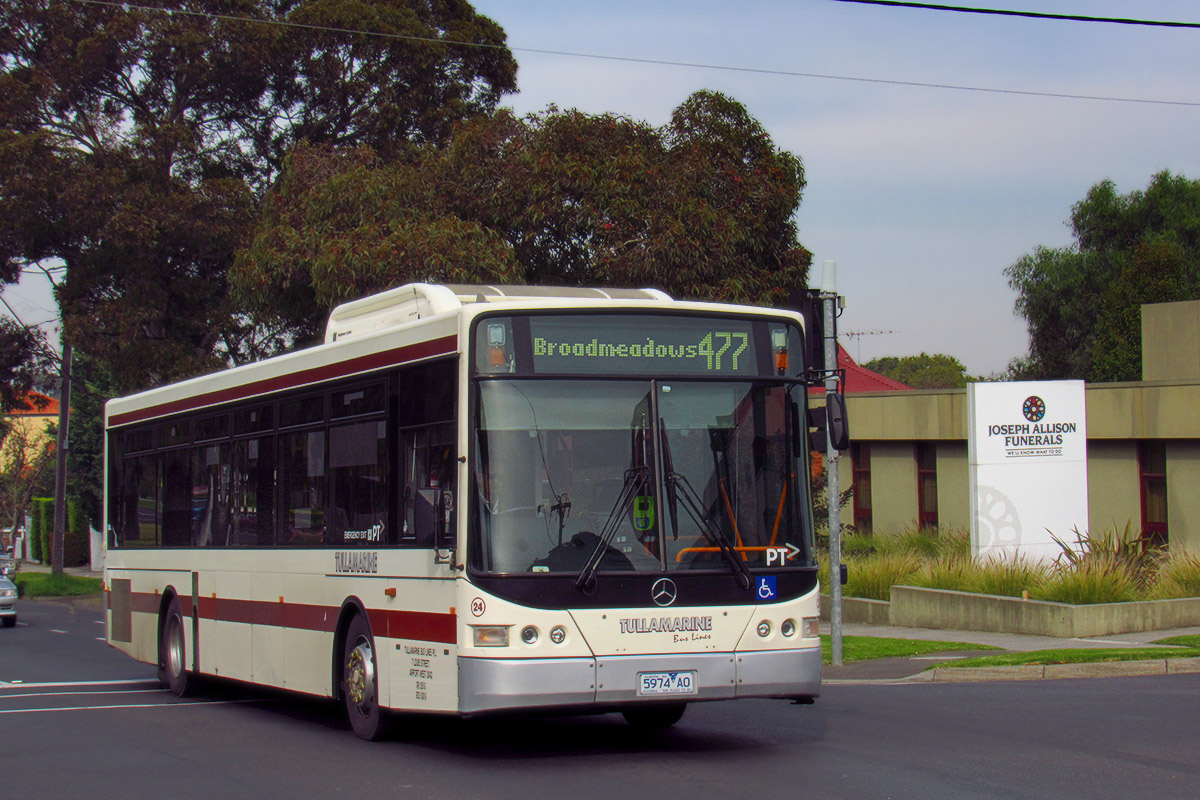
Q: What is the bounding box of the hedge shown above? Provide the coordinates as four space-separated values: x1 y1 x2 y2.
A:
28 496 90 567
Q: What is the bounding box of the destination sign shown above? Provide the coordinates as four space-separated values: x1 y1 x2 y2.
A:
527 315 762 376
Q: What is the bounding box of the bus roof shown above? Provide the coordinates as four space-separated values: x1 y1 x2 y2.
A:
324 284 673 344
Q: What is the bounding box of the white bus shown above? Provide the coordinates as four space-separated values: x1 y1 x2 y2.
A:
105 283 825 739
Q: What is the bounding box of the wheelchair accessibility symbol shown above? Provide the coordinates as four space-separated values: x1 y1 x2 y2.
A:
757 576 777 601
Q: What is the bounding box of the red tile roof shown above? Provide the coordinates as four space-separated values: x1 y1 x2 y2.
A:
8 391 59 416
809 345 912 394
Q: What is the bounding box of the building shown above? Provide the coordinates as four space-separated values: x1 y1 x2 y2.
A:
1 392 58 467
837 300 1200 555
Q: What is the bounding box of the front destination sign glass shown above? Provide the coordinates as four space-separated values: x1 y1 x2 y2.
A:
531 316 756 375
476 314 796 377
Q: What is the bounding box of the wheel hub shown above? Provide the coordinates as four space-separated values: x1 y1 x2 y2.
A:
346 638 376 714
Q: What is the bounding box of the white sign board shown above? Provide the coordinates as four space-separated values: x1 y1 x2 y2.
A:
967 381 1088 563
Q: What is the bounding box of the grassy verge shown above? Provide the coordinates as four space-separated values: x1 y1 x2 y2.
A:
931 645 1200 669
13 572 103 598
822 634 999 664
1152 635 1200 647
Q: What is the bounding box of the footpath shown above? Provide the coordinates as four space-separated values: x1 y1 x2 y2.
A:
823 621 1200 684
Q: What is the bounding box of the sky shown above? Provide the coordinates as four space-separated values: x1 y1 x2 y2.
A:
3 0 1198 377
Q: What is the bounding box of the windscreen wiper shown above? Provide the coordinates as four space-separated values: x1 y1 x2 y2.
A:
574 466 648 593
663 467 753 591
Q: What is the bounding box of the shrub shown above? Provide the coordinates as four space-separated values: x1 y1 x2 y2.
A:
1051 522 1161 590
874 526 969 561
1033 556 1139 605
1147 552 1200 599
967 557 1047 598
844 552 922 601
65 498 90 566
910 555 974 593
30 497 53 562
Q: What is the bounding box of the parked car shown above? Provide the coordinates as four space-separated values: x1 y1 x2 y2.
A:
0 572 16 628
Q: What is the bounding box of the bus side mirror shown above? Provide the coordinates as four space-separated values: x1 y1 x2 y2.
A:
414 489 438 547
417 488 457 556
825 392 850 451
437 489 456 552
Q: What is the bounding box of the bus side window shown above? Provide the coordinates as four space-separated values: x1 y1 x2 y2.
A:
401 423 456 547
161 449 192 547
193 444 231 547
232 436 274 546
120 455 159 547
328 420 389 546
396 358 458 548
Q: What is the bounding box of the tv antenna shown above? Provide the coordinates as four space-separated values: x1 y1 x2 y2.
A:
842 329 895 362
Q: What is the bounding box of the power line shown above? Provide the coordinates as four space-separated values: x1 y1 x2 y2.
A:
63 0 1200 109
832 1 1200 29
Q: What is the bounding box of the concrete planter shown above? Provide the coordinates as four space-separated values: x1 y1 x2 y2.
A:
887 585 1200 637
820 595 891 626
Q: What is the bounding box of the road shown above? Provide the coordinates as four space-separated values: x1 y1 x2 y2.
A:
2 599 1197 800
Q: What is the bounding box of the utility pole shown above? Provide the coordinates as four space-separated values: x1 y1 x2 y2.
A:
821 261 844 667
51 341 72 575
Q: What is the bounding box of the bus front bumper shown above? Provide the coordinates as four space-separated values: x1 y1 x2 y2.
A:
458 647 821 715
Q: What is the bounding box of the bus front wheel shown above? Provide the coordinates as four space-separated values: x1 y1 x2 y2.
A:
159 597 192 697
342 614 386 741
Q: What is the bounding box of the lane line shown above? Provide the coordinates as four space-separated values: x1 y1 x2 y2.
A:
0 679 157 690
0 689 169 701
0 699 264 714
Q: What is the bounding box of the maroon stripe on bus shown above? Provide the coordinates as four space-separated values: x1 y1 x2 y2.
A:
131 592 161 614
368 609 458 645
109 335 457 427
137 591 456 644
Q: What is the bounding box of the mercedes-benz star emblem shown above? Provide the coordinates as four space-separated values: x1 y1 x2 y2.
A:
651 578 678 607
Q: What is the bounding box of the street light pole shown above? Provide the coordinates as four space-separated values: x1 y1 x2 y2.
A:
821 261 844 667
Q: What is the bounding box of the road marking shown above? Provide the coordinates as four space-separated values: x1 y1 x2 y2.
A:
0 678 156 690
1 688 167 700
0 699 262 715
50 629 68 634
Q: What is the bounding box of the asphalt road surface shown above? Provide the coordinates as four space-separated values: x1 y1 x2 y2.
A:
2 599 1197 800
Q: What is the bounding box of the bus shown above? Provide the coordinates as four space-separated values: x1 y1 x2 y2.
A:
104 283 828 739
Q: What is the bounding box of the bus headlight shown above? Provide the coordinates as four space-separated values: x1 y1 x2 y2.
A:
472 626 510 647
780 619 796 637
549 626 567 644
756 620 772 638
520 625 539 645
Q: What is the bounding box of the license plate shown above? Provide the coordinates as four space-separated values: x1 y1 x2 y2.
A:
637 670 698 696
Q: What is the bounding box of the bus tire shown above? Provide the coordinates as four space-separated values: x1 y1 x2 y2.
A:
342 614 386 741
621 703 687 730
159 597 192 697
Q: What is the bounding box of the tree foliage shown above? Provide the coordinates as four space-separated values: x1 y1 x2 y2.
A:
0 0 516 392
233 91 811 342
0 317 53 417
1006 171 1200 382
863 353 975 389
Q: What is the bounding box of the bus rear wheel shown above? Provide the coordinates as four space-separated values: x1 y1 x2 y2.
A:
159 597 192 697
621 703 687 729
342 614 387 741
